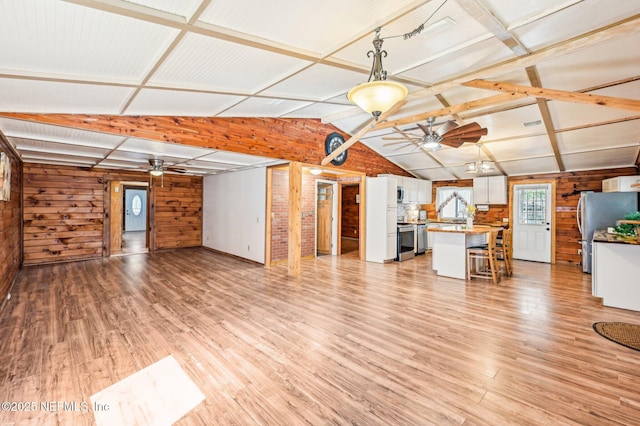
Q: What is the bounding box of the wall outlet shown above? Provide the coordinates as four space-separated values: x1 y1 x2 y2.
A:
578 249 582 255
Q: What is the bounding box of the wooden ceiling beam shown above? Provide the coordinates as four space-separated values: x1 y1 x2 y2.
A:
373 92 526 131
463 79 640 111
525 66 565 172
321 101 407 166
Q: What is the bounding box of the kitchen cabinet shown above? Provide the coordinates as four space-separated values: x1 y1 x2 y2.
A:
366 176 398 263
416 179 432 204
379 174 432 204
602 176 640 192
473 176 507 204
403 178 417 203
592 241 640 311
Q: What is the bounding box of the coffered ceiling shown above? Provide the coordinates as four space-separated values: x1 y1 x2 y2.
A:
0 0 638 179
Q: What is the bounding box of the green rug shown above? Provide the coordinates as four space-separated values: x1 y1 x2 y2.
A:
593 322 640 351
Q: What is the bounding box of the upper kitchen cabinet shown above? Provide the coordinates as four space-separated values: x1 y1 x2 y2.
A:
381 174 432 204
602 176 640 192
473 176 507 205
416 179 432 204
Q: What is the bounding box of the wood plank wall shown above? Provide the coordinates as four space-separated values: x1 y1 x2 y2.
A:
423 167 639 264
1 114 413 177
23 164 202 265
341 185 360 239
0 134 22 305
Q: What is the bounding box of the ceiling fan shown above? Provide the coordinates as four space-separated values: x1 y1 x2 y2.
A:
382 117 488 151
146 158 186 176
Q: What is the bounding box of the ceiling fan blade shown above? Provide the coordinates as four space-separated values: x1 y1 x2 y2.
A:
440 137 485 148
442 122 482 138
435 120 459 137
416 123 431 136
166 166 187 173
441 129 487 141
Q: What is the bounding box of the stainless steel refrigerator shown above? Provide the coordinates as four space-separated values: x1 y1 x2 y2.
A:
577 191 639 273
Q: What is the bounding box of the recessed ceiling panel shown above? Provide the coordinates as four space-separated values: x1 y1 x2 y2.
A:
149 32 312 93
9 137 110 158
0 0 179 81
411 167 458 181
0 78 135 114
474 104 545 141
199 0 419 55
499 156 560 176
124 0 203 21
399 37 514 84
562 146 640 171
485 135 554 161
125 89 246 116
535 32 640 92
512 0 640 51
118 138 214 158
218 97 312 118
262 64 368 101
556 120 640 154
0 117 126 149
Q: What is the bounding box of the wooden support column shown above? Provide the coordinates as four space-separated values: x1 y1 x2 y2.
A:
288 162 302 276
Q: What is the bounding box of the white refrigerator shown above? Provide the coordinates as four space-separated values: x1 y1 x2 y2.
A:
365 176 397 263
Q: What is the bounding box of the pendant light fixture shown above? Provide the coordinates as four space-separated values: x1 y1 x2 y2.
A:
465 143 495 174
347 28 408 121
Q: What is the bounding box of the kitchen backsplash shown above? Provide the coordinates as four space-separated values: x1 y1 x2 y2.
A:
397 204 425 222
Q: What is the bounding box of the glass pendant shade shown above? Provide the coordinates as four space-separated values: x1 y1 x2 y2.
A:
347 80 408 118
149 169 163 176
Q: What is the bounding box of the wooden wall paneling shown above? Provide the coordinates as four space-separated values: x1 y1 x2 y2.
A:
22 164 203 264
1 114 413 177
0 132 22 308
340 185 360 239
288 162 302 276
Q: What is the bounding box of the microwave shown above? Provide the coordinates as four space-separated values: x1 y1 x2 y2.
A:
397 186 404 203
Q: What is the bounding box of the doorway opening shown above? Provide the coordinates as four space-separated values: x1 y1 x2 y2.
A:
109 181 149 256
316 180 338 257
340 184 360 254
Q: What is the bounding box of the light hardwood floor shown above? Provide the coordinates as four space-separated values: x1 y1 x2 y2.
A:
1 248 640 425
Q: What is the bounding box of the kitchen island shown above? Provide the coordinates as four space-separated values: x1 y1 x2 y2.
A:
428 225 498 279
592 230 640 311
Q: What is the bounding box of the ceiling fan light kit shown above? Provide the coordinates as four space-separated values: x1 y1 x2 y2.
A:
347 28 408 120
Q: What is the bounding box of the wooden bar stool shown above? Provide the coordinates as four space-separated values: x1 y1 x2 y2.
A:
496 228 513 276
467 229 501 284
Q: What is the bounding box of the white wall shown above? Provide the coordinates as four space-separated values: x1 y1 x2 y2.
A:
203 168 266 263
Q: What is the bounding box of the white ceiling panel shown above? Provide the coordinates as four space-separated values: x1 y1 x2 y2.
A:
179 160 231 170
125 89 246 116
149 32 311 94
0 78 135 114
562 146 640 171
411 167 458 181
20 151 98 164
0 0 179 81
535 32 640 92
105 151 186 165
474 104 545 141
499 156 560 176
485 135 555 161
283 102 356 119
124 0 204 21
95 159 150 170
262 64 367 101
198 151 274 165
481 0 583 28
118 138 214 158
0 118 126 149
218 97 312 117
389 152 443 170
362 136 425 157
199 0 419 55
9 137 110 158
433 144 490 166
512 0 640 51
556 120 640 154
399 37 514 84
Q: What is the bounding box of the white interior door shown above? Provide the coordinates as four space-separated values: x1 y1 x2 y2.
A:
124 188 147 232
512 184 552 263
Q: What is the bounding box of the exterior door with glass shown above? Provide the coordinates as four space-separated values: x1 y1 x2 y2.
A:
124 188 147 232
512 184 552 262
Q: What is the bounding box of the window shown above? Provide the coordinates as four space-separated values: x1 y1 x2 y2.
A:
436 187 473 219
518 188 546 225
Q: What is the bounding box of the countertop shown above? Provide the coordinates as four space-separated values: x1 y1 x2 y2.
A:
593 229 640 245
426 225 499 234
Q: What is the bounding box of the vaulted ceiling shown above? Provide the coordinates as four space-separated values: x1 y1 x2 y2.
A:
0 0 638 179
